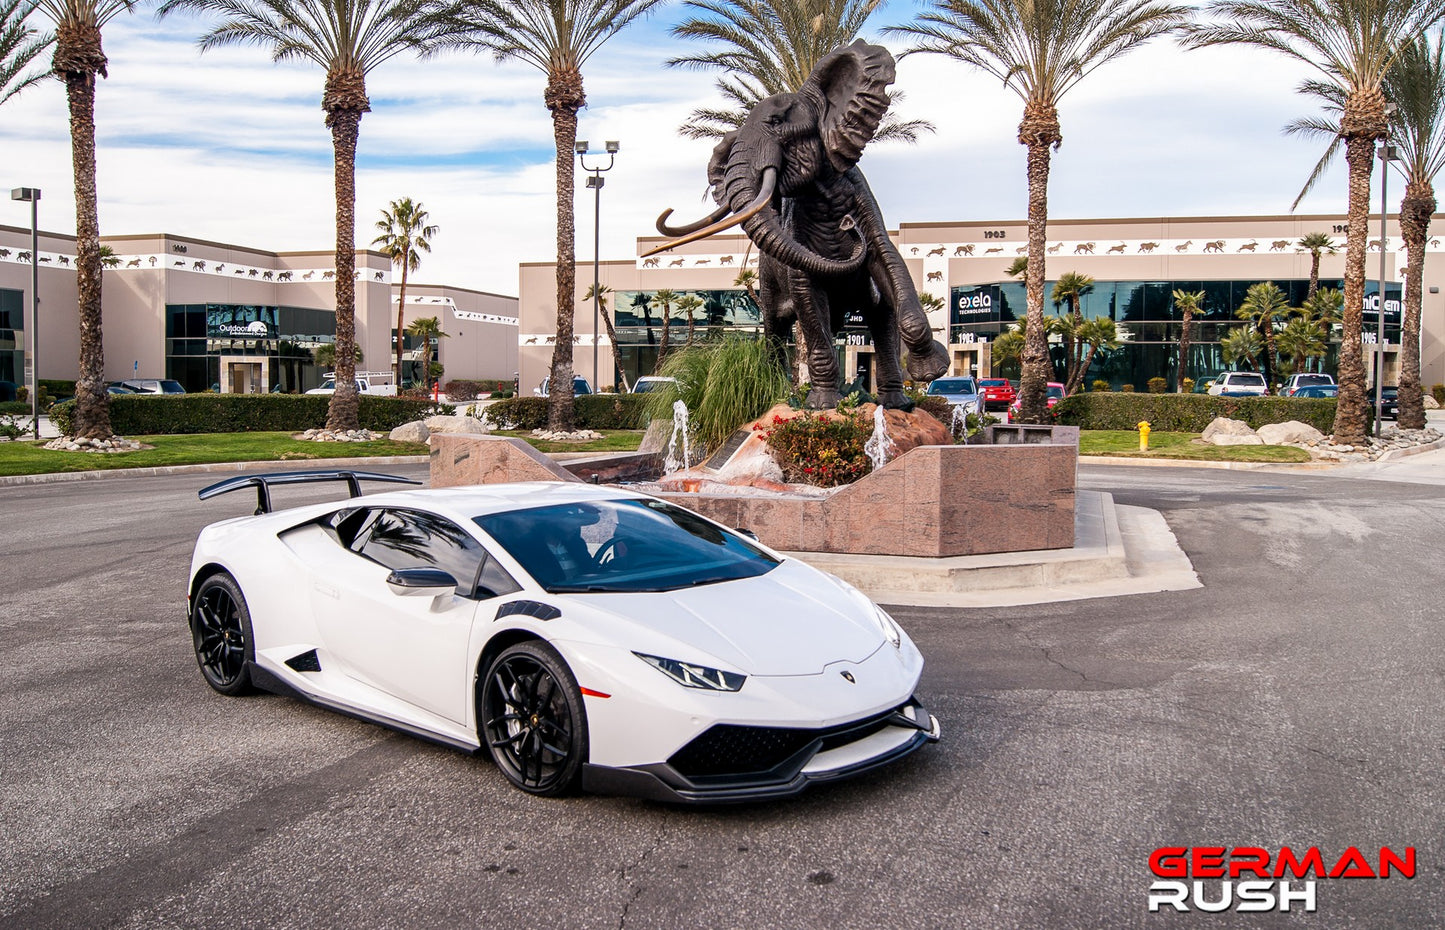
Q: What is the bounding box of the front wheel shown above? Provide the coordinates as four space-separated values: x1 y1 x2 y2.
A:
480 642 588 796
190 573 255 696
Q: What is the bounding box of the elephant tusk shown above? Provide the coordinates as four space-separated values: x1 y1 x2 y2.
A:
655 202 731 237
641 167 778 258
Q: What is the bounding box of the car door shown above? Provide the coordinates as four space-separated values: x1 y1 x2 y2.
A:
308 507 495 724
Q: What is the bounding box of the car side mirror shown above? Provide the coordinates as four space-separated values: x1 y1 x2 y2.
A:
386 568 457 597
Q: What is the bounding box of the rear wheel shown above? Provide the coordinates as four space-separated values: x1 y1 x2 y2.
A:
480 642 587 796
190 573 255 696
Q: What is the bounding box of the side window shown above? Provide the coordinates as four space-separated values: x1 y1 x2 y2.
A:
476 554 522 600
358 509 488 598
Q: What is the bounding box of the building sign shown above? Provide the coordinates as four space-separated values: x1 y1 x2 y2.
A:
1361 284 1402 323
207 306 278 339
950 285 1001 324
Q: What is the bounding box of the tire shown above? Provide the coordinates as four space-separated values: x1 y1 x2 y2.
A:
189 573 255 696
480 641 588 797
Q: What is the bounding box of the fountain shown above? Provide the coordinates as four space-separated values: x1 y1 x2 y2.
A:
663 399 692 475
863 405 897 470
950 404 970 444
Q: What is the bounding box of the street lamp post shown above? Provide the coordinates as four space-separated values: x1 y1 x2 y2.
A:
11 187 40 440
1375 137 1399 438
576 140 618 390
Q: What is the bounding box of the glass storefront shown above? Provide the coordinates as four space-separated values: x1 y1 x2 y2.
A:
950 278 1402 389
0 288 21 388
166 304 336 393
607 289 764 387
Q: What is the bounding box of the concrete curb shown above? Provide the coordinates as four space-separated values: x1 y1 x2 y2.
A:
1374 434 1445 462
1079 455 1339 471
0 455 430 487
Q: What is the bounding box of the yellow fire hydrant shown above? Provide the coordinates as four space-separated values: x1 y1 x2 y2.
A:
1138 420 1151 451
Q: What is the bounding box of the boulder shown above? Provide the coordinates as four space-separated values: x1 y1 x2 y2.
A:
425 414 489 435
1424 394 1440 410
1256 420 1324 445
389 421 429 444
1201 417 1263 445
718 447 785 485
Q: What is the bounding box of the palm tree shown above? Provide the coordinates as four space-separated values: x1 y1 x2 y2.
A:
892 0 1187 423
1062 317 1119 394
31 0 135 439
1171 288 1204 391
1235 281 1291 386
1385 33 1445 429
581 283 629 391
1186 0 1445 444
669 0 931 142
372 197 438 387
1295 232 1337 298
1300 285 1344 371
991 320 1026 379
648 288 680 370
160 0 443 432
1275 316 1327 374
314 340 364 369
677 293 705 348
1220 325 1264 371
437 0 665 432
1 0 53 108
1051 271 1094 389
404 315 447 392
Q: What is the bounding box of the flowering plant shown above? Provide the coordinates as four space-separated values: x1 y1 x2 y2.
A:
763 412 873 487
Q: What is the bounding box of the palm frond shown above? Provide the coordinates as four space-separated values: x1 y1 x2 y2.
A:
0 0 54 108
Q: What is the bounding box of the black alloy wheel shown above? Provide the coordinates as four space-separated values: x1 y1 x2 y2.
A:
190 573 255 696
481 642 587 796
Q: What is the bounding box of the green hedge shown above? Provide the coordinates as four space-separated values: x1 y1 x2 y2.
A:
485 394 649 431
1054 391 1339 432
50 394 444 436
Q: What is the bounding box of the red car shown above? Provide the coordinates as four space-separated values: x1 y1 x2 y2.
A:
978 378 1017 411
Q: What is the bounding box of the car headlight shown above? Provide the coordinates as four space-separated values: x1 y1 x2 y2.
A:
634 652 746 692
874 605 903 649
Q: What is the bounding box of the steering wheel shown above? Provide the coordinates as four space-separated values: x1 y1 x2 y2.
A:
594 539 629 567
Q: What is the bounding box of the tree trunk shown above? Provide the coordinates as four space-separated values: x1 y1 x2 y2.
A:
546 67 585 432
657 299 672 371
325 105 363 431
1178 308 1192 392
56 27 110 440
1016 101 1059 423
1333 91 1386 445
1308 253 1321 299
1397 181 1434 430
598 302 629 392
395 261 409 387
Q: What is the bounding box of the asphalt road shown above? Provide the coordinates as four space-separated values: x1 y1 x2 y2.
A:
2 461 1442 928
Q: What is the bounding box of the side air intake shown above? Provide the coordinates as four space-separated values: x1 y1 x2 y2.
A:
285 649 322 673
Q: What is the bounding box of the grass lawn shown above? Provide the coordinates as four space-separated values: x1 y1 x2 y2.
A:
1080 430 1312 463
494 430 646 454
0 432 428 477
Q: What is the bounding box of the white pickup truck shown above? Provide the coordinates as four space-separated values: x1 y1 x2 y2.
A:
305 370 398 396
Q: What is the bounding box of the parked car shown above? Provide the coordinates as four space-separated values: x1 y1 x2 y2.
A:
630 376 676 394
1207 371 1269 396
1280 373 1336 396
120 378 186 394
1292 384 1339 398
533 376 594 398
978 378 1017 411
924 377 981 412
305 371 397 396
1377 386 1398 420
1009 382 1065 415
188 472 938 801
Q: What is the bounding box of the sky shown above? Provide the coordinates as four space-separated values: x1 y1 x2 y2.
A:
0 1 1385 297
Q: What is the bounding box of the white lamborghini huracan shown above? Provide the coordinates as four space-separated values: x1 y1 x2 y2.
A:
188 470 939 802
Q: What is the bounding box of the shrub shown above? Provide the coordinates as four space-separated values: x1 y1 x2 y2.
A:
1054 392 1337 432
40 379 75 398
443 379 509 401
763 412 872 487
0 400 30 415
48 394 443 436
1147 377 1168 394
644 333 791 451
0 414 25 440
1121 384 1135 392
485 393 648 431
1091 380 1110 393
1182 378 1195 393
1433 384 1445 406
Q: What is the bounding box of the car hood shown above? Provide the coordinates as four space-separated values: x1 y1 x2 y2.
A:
566 559 887 676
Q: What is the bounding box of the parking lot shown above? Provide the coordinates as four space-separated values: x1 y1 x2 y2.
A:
2 461 1443 927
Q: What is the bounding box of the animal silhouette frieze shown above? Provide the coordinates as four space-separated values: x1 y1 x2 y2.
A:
1237 240 1258 252
1138 242 1159 253
1270 240 1290 251
928 246 945 257
1203 240 1225 253
1107 243 1126 254
1175 240 1192 252
1075 242 1095 254
926 271 943 282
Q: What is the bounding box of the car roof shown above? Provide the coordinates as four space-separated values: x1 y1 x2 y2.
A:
343 481 649 521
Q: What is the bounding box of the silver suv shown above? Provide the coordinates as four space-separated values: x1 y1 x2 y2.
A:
1207 372 1269 396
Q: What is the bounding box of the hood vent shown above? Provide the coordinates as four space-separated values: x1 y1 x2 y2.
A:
495 600 561 622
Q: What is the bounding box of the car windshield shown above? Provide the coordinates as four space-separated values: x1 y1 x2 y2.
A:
632 379 670 393
1047 385 1064 399
475 498 779 594
1295 375 1332 386
1228 373 1266 384
928 379 977 395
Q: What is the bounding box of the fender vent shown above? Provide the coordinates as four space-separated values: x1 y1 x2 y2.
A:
495 600 561 622
285 649 321 673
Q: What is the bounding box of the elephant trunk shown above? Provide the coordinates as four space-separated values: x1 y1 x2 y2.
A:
742 204 866 277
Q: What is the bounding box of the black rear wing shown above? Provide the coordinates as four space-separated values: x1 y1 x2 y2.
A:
198 469 421 515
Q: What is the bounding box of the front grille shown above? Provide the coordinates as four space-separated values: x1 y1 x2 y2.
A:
668 704 906 780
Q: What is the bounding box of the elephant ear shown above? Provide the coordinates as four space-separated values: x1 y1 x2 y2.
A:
799 40 896 174
706 131 737 204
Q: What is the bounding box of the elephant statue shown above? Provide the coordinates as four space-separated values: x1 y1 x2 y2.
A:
644 40 949 410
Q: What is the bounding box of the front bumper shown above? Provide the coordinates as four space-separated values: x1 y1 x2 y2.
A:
581 696 940 804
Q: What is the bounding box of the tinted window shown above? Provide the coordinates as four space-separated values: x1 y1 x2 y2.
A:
476 499 779 594
928 379 977 394
359 509 490 598
1227 373 1265 385
980 379 1008 387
